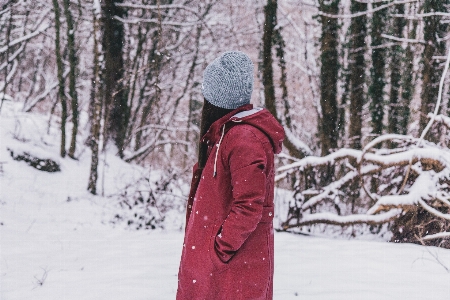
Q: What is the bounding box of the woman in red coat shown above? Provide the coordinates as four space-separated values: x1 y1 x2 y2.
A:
177 51 284 300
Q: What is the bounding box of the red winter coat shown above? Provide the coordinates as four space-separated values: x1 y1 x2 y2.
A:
177 104 285 300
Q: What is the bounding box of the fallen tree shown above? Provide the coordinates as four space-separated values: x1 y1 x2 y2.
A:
276 133 450 247
276 46 450 248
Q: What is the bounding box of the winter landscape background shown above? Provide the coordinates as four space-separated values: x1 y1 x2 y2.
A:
1 0 450 299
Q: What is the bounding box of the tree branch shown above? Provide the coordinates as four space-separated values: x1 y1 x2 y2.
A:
283 209 401 229
318 0 418 19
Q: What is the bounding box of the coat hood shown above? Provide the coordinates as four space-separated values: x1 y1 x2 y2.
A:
202 104 285 154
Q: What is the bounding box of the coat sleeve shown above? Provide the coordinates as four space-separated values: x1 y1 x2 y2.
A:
214 127 268 263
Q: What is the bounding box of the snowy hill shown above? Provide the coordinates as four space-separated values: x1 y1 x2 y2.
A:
1 102 449 299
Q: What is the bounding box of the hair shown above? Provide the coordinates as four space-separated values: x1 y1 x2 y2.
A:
198 99 233 169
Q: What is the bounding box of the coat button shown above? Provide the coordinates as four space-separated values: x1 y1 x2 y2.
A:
269 212 273 216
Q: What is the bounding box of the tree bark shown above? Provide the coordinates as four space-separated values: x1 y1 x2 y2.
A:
52 0 67 158
102 0 128 157
262 0 277 121
319 0 339 156
88 7 102 195
399 16 417 135
388 5 405 133
63 0 79 159
348 0 367 149
370 1 387 138
420 0 447 136
134 29 160 151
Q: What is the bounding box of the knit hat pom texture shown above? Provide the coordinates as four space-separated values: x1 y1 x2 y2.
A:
202 51 254 109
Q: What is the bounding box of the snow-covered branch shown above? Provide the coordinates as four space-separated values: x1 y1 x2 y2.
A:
0 14 50 53
418 199 450 221
135 124 197 133
381 34 425 44
0 60 18 91
113 15 201 27
423 232 450 241
301 165 381 211
318 0 418 19
283 210 401 229
0 27 46 53
278 143 448 176
23 69 70 112
279 137 450 234
0 43 25 71
284 127 313 157
124 130 163 162
429 113 450 129
367 172 438 214
116 3 201 18
277 148 361 173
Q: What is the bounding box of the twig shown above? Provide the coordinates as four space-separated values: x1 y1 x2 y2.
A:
415 234 449 273
422 232 450 241
381 33 425 44
32 267 49 289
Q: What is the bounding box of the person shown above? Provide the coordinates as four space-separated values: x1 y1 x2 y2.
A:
176 51 285 300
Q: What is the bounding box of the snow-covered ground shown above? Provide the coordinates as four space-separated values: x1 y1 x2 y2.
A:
1 103 450 299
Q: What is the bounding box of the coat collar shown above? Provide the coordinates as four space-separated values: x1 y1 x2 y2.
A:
201 104 253 144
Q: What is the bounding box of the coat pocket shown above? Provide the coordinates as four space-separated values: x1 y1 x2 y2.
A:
209 222 230 274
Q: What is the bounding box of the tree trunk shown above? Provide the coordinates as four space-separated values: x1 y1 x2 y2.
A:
262 0 309 159
369 1 387 138
420 0 447 134
52 0 67 158
134 30 159 152
262 0 277 120
348 0 367 149
318 0 339 156
63 0 79 159
102 0 128 157
388 4 406 136
273 27 290 128
398 16 417 135
88 6 102 195
0 1 13 113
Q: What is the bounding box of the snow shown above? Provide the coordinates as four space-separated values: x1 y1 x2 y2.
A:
278 145 450 174
431 113 450 129
423 231 450 241
300 164 379 211
365 147 450 168
275 232 450 300
2 193 450 300
299 209 402 226
1 102 450 299
93 0 101 14
277 148 361 173
0 93 13 102
367 171 438 215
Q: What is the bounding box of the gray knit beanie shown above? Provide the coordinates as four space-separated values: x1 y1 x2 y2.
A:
202 51 254 109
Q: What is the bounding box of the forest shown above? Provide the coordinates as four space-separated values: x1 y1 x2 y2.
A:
1 0 450 250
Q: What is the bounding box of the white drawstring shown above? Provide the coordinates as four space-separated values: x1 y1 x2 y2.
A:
213 124 226 177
